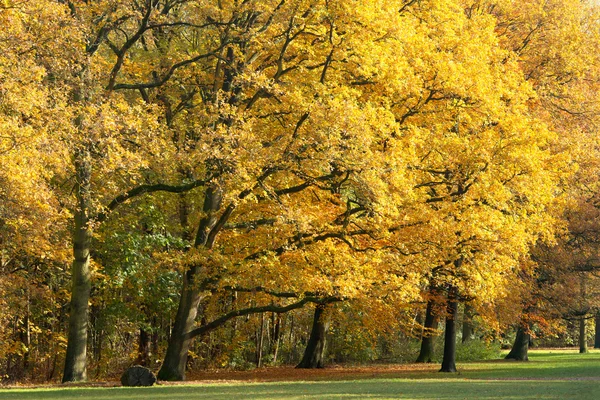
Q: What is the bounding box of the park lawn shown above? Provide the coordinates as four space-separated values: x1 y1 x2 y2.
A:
1 350 599 399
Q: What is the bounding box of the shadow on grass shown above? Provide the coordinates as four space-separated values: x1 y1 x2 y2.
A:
1 379 600 400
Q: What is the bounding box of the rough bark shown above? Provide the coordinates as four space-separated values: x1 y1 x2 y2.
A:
416 299 438 363
157 186 225 381
439 288 458 373
156 266 205 381
462 304 474 343
296 303 331 369
579 317 588 354
62 151 93 383
505 326 530 361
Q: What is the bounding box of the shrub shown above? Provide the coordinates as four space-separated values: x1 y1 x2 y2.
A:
456 340 501 361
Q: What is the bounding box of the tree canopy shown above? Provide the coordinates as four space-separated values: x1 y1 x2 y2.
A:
2 0 600 383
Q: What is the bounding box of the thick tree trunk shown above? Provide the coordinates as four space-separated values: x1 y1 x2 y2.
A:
462 304 474 343
579 317 588 354
296 303 331 369
63 153 92 383
439 288 458 373
416 299 438 363
156 267 203 381
505 326 530 361
595 313 600 348
158 186 227 381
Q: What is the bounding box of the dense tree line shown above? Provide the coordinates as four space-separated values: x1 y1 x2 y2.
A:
2 0 600 383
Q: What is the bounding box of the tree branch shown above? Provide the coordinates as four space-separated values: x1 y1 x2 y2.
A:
188 296 339 338
96 178 209 222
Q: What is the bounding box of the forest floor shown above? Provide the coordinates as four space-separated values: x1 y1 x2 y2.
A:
1 349 599 399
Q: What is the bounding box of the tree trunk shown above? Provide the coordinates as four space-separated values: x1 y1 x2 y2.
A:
62 152 92 383
151 317 159 356
158 186 227 381
271 313 282 365
21 291 31 377
137 328 151 366
439 288 458 373
296 303 331 369
462 304 474 343
416 299 438 363
594 313 600 348
256 312 266 367
505 326 530 361
579 317 588 354
156 268 203 381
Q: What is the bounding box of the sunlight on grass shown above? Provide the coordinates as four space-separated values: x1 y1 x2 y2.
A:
2 350 600 399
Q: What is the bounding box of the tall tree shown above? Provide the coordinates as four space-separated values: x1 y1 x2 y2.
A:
440 287 459 373
296 303 333 369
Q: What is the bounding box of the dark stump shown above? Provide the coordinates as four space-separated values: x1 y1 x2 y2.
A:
121 365 157 387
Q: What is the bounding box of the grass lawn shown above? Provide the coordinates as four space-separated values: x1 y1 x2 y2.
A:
1 350 600 399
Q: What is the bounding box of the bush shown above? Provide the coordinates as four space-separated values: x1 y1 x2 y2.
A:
456 340 501 361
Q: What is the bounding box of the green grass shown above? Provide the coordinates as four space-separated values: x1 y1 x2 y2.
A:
2 350 600 399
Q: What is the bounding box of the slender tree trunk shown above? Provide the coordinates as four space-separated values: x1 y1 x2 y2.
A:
579 274 588 353
505 326 530 361
271 313 282 365
151 317 159 356
138 328 151 366
416 299 438 363
594 313 600 348
439 288 458 373
579 317 588 354
296 303 331 369
63 152 92 383
462 304 474 343
158 186 227 381
21 291 31 377
256 313 266 367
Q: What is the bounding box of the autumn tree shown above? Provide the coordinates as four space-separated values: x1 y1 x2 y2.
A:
3 0 600 382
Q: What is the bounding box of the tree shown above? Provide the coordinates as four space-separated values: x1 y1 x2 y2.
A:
296 303 333 369
3 0 600 382
415 287 442 363
0 0 73 380
505 325 531 361
439 287 459 373
462 304 475 343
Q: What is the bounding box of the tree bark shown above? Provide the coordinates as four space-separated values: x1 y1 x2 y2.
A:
62 151 93 383
137 328 151 366
416 298 438 363
579 317 588 354
21 291 31 377
594 313 600 348
505 326 530 361
439 288 458 373
156 266 204 381
462 304 474 343
256 312 266 367
157 186 226 381
296 303 331 369
271 313 282 365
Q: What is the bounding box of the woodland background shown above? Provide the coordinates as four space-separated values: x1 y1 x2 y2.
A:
3 0 600 383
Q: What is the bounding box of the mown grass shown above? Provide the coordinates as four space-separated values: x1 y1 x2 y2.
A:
2 350 600 399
